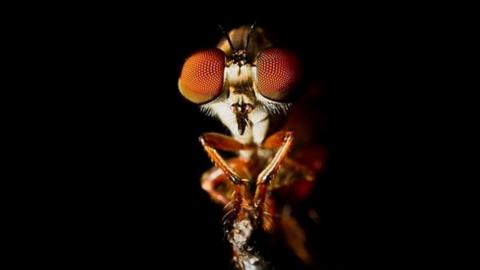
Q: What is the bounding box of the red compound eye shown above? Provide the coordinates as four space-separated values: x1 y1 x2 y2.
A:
178 49 225 104
256 48 300 101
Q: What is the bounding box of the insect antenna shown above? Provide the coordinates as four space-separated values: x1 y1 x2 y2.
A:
218 24 236 52
245 21 257 51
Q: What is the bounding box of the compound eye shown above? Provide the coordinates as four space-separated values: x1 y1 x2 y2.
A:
178 48 225 104
256 48 300 101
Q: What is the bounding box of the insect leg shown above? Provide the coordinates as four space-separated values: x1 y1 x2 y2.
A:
199 132 253 152
254 131 294 213
271 157 316 188
199 135 248 185
261 130 294 150
257 130 294 185
201 158 250 205
201 168 232 205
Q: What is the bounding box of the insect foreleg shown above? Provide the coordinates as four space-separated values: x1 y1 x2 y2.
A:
254 131 294 222
199 132 254 152
199 136 249 185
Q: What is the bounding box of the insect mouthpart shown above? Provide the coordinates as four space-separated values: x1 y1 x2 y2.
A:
231 103 254 115
231 103 253 135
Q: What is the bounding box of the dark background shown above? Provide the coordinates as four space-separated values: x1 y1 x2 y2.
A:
45 5 417 270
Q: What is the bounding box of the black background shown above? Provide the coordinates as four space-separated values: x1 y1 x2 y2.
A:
44 5 419 270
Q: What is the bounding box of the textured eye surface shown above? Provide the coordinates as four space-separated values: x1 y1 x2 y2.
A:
178 49 225 104
256 48 300 101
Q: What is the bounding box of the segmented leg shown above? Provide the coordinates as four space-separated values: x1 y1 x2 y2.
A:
200 132 254 151
280 208 314 267
201 158 251 205
261 130 293 150
257 131 294 185
277 146 326 201
254 131 294 217
199 134 250 185
201 167 232 205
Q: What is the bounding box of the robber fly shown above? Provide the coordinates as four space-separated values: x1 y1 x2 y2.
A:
178 24 325 270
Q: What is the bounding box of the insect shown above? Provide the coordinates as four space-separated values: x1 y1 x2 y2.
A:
178 24 325 270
